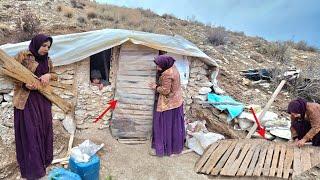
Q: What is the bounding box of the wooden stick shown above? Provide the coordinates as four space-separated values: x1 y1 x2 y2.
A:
246 80 286 139
0 49 72 112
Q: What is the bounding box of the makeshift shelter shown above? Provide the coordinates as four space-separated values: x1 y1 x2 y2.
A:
0 28 218 140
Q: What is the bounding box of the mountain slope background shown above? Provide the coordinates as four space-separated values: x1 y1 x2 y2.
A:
0 0 319 179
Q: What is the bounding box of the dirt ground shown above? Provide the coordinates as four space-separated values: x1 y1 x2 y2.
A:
75 124 209 180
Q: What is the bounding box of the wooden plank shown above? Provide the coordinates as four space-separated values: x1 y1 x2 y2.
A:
246 80 286 138
211 141 237 175
310 148 320 167
116 92 154 100
116 98 154 106
263 143 275 176
119 59 155 65
276 144 287 178
293 147 302 177
116 81 150 89
253 143 268 176
269 144 281 176
226 143 251 176
117 88 155 95
283 146 294 178
202 140 232 174
118 70 156 76
117 104 153 111
301 147 312 172
245 144 262 176
195 142 220 172
117 64 156 71
220 142 244 175
117 75 156 82
112 113 152 120
114 109 153 116
236 143 258 176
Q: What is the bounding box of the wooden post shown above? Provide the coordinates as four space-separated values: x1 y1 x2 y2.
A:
246 80 286 139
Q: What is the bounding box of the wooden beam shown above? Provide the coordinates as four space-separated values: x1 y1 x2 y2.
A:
246 80 286 138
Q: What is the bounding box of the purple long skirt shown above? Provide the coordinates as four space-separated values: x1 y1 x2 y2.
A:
292 120 320 146
14 90 53 179
152 105 186 156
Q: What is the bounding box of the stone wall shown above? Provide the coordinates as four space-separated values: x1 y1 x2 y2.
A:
73 58 114 129
0 74 14 146
184 57 214 120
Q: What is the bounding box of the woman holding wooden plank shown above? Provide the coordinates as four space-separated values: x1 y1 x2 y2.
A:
288 98 320 147
149 55 186 156
13 34 57 179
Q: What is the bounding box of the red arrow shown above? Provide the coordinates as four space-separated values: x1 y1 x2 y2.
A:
93 99 117 123
249 107 266 139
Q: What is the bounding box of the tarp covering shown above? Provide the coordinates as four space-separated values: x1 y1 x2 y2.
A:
207 93 244 121
0 28 217 67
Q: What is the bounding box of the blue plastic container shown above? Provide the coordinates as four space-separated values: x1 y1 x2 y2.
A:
48 168 81 180
69 154 100 180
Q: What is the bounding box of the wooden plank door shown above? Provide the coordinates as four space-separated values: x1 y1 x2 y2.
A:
111 43 158 139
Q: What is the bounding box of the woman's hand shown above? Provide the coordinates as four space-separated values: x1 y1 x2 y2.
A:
148 82 157 90
39 73 51 86
295 138 306 147
25 83 38 90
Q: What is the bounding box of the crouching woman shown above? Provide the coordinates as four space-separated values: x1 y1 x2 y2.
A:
288 98 320 147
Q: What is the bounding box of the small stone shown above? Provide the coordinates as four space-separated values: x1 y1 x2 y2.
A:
193 95 207 101
53 112 65 120
0 94 3 102
60 80 73 85
198 87 212 95
61 74 73 80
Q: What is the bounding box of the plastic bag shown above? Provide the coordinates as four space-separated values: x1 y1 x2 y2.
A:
71 140 104 163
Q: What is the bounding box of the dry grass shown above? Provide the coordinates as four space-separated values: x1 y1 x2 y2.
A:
207 26 228 46
294 40 318 52
77 16 87 24
63 6 74 18
15 12 40 41
87 8 98 19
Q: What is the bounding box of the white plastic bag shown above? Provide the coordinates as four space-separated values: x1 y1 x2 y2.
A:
71 140 104 163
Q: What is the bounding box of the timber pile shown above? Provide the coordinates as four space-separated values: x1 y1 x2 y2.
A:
195 139 320 179
0 49 72 113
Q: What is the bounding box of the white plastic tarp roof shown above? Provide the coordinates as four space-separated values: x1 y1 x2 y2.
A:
0 28 217 67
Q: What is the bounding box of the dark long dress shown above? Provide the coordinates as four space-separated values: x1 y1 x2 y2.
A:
14 58 53 179
152 105 185 156
292 120 320 146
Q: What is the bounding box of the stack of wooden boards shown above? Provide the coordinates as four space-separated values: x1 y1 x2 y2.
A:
195 139 320 179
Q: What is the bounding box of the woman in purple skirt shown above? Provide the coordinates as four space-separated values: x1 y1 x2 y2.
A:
13 34 57 179
149 55 185 156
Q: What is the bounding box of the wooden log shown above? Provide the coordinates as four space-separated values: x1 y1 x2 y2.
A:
195 106 245 139
0 49 72 113
246 80 286 138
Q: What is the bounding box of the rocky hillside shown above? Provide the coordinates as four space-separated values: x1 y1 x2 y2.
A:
0 0 319 178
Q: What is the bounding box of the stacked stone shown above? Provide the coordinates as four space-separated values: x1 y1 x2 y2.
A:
0 76 15 146
183 58 213 118
73 60 114 128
